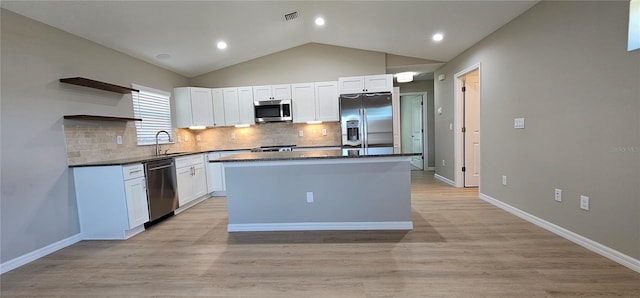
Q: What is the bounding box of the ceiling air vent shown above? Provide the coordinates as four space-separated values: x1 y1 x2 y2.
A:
284 11 299 22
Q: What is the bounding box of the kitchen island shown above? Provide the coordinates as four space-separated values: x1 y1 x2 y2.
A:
211 150 417 232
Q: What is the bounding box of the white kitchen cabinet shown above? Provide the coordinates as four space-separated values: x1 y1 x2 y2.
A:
206 152 224 195
223 87 240 126
74 163 149 240
253 84 291 101
238 87 255 125
338 74 393 94
223 87 255 126
175 154 208 209
292 81 339 123
175 87 215 128
206 150 250 196
211 88 226 127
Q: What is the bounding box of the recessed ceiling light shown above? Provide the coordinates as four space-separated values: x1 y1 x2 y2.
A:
432 33 444 42
315 17 325 26
155 53 170 60
217 41 227 49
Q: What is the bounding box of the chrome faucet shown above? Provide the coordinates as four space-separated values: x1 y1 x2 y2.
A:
155 130 173 156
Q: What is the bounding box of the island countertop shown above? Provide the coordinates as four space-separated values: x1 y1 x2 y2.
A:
210 149 420 163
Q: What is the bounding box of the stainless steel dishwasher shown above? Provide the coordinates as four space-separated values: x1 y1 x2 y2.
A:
144 158 179 222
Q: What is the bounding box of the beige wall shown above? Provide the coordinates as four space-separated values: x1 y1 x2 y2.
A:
0 9 189 263
189 43 386 87
434 2 639 259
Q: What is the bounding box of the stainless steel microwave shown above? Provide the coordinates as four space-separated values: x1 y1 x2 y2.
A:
254 99 292 123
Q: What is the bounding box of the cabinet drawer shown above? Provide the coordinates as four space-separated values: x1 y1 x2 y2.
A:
122 164 144 180
175 154 205 169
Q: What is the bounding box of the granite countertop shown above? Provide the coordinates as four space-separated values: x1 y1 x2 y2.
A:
68 145 343 168
211 149 421 163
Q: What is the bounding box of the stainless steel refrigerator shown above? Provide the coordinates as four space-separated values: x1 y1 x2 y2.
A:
340 92 393 155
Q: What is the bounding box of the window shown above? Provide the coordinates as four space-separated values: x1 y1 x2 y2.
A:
630 0 640 51
132 84 173 145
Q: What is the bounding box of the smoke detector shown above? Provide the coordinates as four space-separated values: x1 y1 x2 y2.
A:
284 11 299 22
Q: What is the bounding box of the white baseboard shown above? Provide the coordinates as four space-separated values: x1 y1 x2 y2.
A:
479 193 640 274
434 173 456 186
1 233 82 274
174 195 211 215
228 221 414 232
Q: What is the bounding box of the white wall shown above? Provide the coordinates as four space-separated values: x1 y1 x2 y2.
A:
190 43 386 87
434 2 639 259
0 9 188 264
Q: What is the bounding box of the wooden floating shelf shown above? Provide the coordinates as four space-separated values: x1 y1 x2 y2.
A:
60 77 139 94
64 115 142 122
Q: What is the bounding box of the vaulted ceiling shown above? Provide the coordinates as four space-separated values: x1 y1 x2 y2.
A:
1 1 538 78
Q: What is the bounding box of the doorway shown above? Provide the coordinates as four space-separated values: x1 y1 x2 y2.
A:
400 94 424 170
454 65 481 187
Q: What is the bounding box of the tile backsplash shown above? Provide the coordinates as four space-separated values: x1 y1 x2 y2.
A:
63 121 341 165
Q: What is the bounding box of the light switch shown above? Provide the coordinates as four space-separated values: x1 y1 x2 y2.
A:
306 192 314 203
437 107 443 115
514 118 525 129
449 123 453 130
230 132 236 140
322 129 327 136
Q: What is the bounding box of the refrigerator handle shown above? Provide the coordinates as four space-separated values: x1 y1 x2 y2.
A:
362 108 368 150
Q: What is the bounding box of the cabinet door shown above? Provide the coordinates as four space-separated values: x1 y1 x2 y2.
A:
315 81 339 122
174 87 193 128
176 166 194 207
124 177 150 229
252 85 273 101
206 152 224 193
338 76 365 94
272 84 291 100
211 88 226 126
364 74 393 93
190 88 214 127
238 87 255 125
192 164 208 200
292 83 316 123
223 88 240 126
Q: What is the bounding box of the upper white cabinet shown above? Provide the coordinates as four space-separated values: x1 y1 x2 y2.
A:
292 81 339 123
211 88 226 127
315 81 340 122
338 74 393 94
174 87 215 128
253 84 291 101
222 87 241 126
238 87 255 125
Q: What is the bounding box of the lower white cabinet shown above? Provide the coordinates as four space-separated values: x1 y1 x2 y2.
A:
175 154 208 208
74 163 150 240
206 150 250 196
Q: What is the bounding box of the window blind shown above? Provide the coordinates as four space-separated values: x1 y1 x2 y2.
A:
131 84 173 145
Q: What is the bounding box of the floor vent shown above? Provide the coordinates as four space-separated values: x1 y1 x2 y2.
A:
284 11 299 21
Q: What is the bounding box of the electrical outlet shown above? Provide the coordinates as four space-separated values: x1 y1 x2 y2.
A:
514 118 525 129
116 135 122 145
196 134 201 141
322 128 327 136
184 134 189 141
306 192 314 203
231 132 236 140
554 189 562 202
442 160 446 166
502 175 507 186
177 136 182 143
449 123 453 130
298 130 304 137
580 195 589 211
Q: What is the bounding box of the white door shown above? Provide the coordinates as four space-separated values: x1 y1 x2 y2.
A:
411 97 424 169
464 70 480 187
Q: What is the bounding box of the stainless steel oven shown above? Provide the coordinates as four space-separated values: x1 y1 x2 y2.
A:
254 99 292 123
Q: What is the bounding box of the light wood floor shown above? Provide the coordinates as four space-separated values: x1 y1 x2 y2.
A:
2 171 639 297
